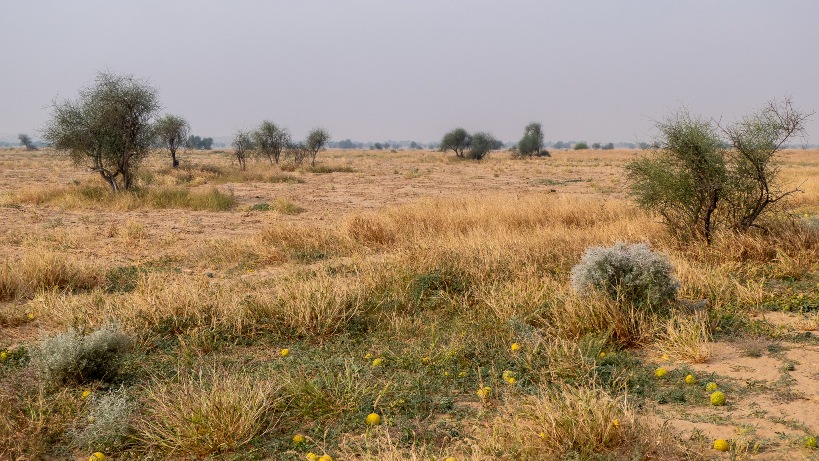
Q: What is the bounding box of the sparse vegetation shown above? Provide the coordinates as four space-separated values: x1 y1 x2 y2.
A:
2 143 819 459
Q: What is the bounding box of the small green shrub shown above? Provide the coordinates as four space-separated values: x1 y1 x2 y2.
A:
35 323 130 385
570 242 678 309
250 203 271 211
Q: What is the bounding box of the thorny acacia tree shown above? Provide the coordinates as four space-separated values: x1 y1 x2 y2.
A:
232 130 254 170
305 128 330 167
153 114 189 168
43 72 160 192
253 121 291 164
440 128 471 158
721 98 811 232
627 98 810 243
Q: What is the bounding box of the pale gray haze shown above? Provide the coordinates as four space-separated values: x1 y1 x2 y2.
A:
2 1 818 144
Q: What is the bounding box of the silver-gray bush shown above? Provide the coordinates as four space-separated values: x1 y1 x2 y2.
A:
570 242 678 308
35 323 130 385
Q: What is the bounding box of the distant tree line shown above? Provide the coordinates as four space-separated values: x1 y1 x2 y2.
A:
41 71 334 191
186 135 213 150
230 122 330 170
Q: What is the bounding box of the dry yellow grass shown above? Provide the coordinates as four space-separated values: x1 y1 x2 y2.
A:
134 366 282 457
477 384 683 460
2 147 819 458
0 249 102 302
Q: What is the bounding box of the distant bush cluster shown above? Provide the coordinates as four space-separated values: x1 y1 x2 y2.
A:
231 122 330 170
440 127 502 160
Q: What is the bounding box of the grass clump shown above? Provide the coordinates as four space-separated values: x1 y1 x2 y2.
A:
0 250 102 301
134 367 282 457
478 384 677 459
34 323 130 386
571 242 678 309
306 165 356 174
148 187 236 211
273 274 366 337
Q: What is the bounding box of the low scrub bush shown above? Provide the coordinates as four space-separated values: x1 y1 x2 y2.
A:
571 242 678 309
72 387 134 452
34 323 130 385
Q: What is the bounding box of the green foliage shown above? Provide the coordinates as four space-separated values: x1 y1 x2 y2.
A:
627 100 809 242
571 242 678 310
231 130 254 170
518 122 547 157
573 142 589 150
306 128 331 167
186 135 213 150
43 72 161 191
34 323 130 386
153 114 189 168
253 121 291 164
627 109 725 242
467 132 499 160
440 128 471 157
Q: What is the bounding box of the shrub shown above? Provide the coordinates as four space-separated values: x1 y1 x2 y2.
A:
34 323 130 385
72 388 134 452
627 100 809 242
571 242 678 309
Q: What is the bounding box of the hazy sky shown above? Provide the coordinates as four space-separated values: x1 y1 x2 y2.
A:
2 1 818 143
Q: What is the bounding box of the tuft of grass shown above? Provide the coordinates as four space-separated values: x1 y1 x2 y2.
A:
305 165 356 174
269 197 305 215
0 250 102 301
134 367 282 457
148 187 236 211
0 368 82 458
259 222 352 262
478 384 680 459
655 311 711 363
6 183 236 211
273 273 366 337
